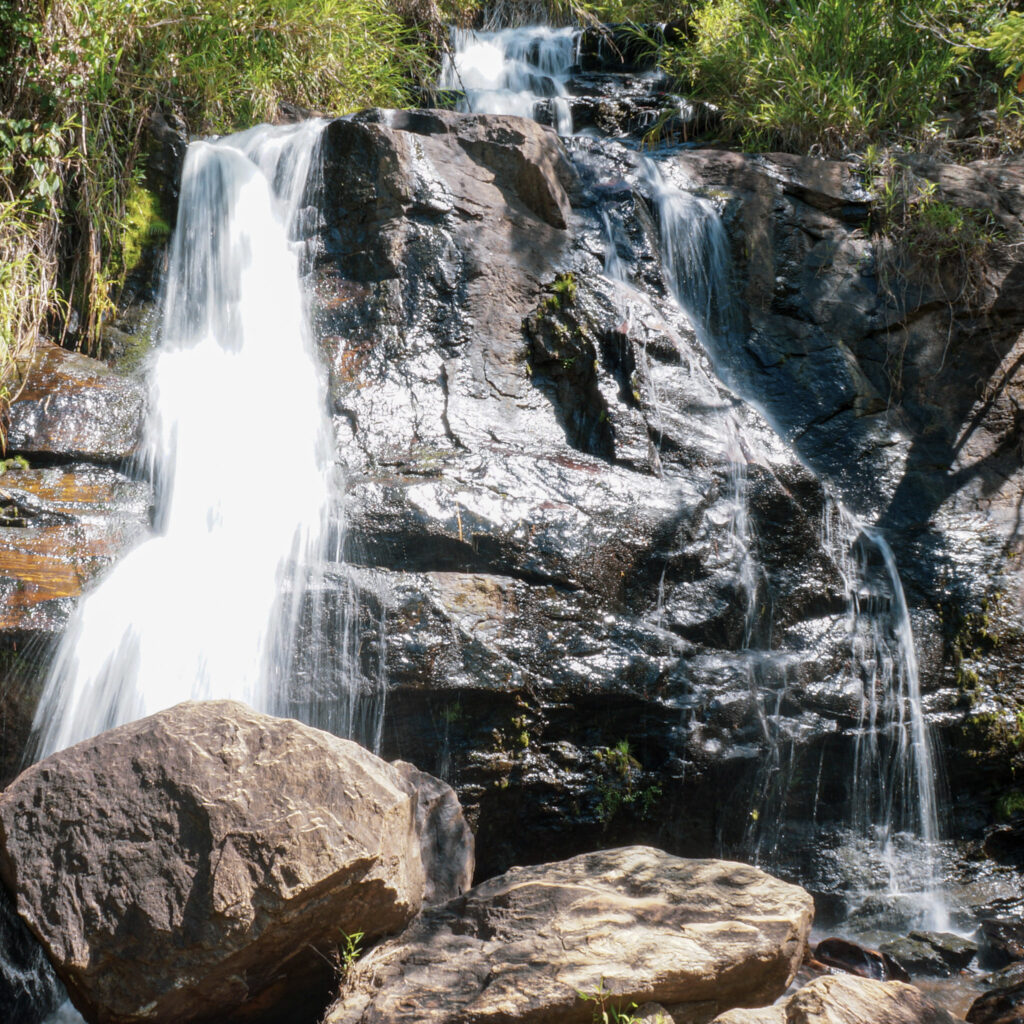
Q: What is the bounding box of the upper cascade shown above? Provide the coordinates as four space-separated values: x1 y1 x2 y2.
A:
30 121 333 757
440 25 580 135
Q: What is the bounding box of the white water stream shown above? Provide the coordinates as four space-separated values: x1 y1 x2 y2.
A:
32 121 333 757
440 26 579 135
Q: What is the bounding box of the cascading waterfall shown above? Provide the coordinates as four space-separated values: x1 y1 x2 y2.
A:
821 497 946 928
440 26 580 135
31 121 336 758
440 23 948 925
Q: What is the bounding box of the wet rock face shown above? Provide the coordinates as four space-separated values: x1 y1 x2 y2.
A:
7 340 146 462
324 847 813 1024
308 107 863 878
0 884 62 1024
0 700 472 1024
0 462 152 786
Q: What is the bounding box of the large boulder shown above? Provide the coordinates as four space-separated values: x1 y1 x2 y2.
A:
0 700 473 1024
711 973 964 1023
324 846 813 1024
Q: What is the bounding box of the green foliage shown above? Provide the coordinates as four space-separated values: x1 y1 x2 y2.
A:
974 11 1024 89
594 739 662 826
334 929 364 978
578 978 664 1023
996 788 1024 820
647 0 1010 154
0 0 438 439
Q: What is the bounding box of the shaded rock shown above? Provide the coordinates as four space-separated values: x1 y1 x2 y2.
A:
967 981 1024 1024
324 847 813 1024
814 936 911 982
7 341 146 462
909 930 978 971
391 759 475 904
980 920 1024 969
983 821 1024 868
0 883 62 1024
712 974 965 1023
0 700 467 1024
880 936 955 978
986 962 1024 990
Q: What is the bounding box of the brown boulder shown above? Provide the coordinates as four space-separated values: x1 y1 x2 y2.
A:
0 700 472 1024
325 847 813 1024
712 974 964 1023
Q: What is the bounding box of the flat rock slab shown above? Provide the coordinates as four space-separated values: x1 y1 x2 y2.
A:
0 700 472 1024
325 846 813 1024
7 340 146 462
712 974 964 1023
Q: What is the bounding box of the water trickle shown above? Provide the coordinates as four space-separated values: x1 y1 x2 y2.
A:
821 497 947 929
31 121 337 758
441 26 580 135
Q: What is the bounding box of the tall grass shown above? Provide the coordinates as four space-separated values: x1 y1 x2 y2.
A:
0 0 438 445
651 0 1012 153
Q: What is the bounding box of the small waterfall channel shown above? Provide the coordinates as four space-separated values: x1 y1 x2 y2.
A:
30 121 338 758
444 22 948 929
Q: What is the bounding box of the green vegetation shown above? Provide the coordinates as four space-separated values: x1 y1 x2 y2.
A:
578 978 664 1023
0 0 451 444
594 739 662 826
333 928 364 978
615 0 1021 154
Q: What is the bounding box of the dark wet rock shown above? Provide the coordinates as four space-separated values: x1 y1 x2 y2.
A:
879 936 956 978
987 962 1024 990
713 973 965 1024
814 936 911 982
967 980 1024 1024
145 106 187 219
0 883 62 1024
979 919 1024 969
0 700 469 1024
909 930 979 971
324 847 813 1024
983 821 1024 868
7 340 146 462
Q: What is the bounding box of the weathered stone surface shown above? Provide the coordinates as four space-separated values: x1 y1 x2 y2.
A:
0 700 467 1024
909 931 978 971
0 464 152 787
979 920 1024 969
324 847 813 1024
7 340 146 461
712 974 964 1023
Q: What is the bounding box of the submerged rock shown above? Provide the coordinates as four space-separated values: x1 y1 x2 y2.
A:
0 700 472 1024
324 847 813 1024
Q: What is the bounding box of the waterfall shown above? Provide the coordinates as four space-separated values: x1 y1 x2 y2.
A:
30 121 335 757
440 26 580 135
821 498 946 929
